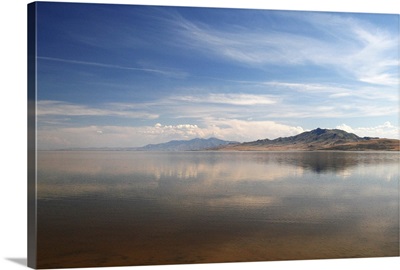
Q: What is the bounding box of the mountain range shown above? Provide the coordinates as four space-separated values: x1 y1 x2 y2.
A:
215 128 399 151
135 137 238 151
59 128 399 151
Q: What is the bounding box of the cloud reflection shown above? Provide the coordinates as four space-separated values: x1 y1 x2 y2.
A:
37 151 398 200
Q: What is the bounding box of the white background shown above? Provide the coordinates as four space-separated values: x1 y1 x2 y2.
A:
0 0 399 269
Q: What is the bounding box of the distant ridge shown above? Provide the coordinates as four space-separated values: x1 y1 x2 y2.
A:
214 128 399 151
136 137 238 151
56 129 399 151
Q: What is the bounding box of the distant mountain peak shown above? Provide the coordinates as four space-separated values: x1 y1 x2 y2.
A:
216 128 399 151
136 137 238 151
310 127 326 135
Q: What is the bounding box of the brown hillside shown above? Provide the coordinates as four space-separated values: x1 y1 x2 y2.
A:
215 128 400 151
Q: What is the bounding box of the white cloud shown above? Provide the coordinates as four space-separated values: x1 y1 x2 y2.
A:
150 123 203 139
37 123 206 150
336 122 399 139
202 118 304 142
37 100 159 119
174 93 278 105
336 123 355 133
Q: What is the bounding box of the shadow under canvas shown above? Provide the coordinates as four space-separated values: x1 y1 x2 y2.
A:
6 258 27 267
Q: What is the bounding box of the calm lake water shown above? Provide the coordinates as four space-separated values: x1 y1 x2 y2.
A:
36 151 399 268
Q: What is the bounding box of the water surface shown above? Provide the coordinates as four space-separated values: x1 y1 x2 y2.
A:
37 151 399 268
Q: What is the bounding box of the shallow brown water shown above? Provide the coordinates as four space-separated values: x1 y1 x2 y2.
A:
36 151 399 268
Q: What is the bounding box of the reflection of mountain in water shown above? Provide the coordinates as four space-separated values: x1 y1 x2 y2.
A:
286 152 358 174
250 152 399 174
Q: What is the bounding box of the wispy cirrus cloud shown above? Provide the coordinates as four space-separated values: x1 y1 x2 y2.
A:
171 11 398 86
162 85 397 121
263 81 398 101
38 82 398 132
38 56 187 78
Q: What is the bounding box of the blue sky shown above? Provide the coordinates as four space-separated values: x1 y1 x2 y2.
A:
35 2 399 149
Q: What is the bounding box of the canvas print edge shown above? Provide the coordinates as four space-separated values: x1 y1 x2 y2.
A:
26 1 400 269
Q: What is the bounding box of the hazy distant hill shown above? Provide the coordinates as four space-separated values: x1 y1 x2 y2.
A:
136 137 238 151
215 128 399 151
